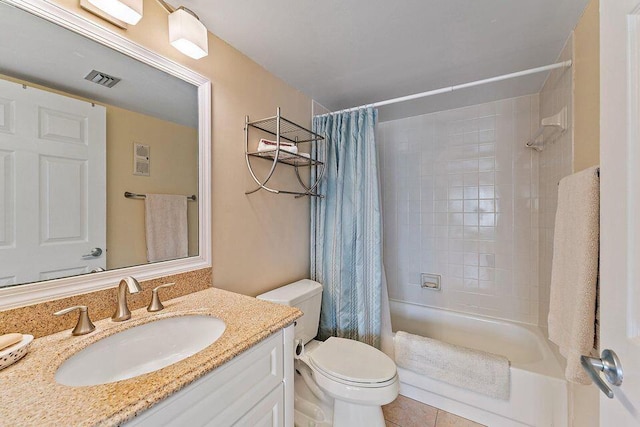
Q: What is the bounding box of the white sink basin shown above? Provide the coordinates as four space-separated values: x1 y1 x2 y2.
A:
55 315 226 386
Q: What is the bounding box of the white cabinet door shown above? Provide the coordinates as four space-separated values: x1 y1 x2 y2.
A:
599 0 640 424
0 79 106 285
126 330 285 427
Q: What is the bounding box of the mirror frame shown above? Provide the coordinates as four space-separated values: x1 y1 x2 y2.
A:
0 0 212 310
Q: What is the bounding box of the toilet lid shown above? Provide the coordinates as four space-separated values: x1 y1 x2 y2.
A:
309 337 396 384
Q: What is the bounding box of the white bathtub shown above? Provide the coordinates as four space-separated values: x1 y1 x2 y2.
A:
388 300 568 427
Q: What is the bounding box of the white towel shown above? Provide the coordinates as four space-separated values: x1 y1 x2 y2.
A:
394 331 510 400
548 166 600 384
258 138 298 154
144 194 188 263
258 150 310 161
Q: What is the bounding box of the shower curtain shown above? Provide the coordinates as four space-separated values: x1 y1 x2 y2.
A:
310 107 384 348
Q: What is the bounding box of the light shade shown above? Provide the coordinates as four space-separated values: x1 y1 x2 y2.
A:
169 8 208 60
88 0 143 25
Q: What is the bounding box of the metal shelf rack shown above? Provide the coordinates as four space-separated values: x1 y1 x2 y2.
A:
244 107 326 198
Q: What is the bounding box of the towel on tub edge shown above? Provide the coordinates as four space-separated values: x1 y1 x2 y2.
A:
394 331 510 400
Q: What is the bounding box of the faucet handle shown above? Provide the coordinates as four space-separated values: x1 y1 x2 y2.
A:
147 283 175 312
54 305 96 336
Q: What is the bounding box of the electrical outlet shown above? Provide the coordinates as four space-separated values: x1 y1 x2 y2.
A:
420 273 441 291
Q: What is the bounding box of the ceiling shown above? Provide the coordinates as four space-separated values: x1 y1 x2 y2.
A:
181 0 590 120
0 1 197 128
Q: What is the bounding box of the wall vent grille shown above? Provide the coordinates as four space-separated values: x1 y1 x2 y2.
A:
84 70 121 88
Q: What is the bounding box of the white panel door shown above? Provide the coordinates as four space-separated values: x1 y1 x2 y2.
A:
599 0 640 424
0 79 106 285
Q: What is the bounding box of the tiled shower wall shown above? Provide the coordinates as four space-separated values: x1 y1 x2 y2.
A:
378 95 540 324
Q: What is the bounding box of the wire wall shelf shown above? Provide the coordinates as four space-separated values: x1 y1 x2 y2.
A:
244 107 326 198
247 115 324 144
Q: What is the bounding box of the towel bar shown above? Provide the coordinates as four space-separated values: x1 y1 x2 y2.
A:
557 167 599 186
124 191 196 201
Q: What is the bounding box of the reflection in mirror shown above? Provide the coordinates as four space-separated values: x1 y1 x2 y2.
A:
0 0 199 288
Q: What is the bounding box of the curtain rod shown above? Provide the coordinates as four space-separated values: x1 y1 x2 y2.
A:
322 60 572 116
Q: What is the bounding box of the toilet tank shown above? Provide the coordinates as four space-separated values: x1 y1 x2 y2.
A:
257 279 323 344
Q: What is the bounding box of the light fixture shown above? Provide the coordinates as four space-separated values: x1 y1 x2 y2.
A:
85 0 209 60
87 0 143 25
168 7 208 59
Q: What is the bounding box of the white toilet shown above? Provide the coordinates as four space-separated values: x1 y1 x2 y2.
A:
258 279 398 427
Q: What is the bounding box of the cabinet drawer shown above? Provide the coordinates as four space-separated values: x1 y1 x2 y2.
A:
234 383 284 427
127 330 284 427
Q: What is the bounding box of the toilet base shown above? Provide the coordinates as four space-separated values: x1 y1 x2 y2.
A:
332 399 386 427
294 361 334 426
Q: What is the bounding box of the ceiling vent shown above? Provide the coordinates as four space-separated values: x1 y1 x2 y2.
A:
84 70 121 88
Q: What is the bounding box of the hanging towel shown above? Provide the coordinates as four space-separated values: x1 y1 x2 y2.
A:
548 166 600 384
145 194 188 263
394 331 510 400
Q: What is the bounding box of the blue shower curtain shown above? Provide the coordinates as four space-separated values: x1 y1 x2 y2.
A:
311 107 383 348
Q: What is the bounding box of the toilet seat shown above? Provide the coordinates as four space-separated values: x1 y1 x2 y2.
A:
309 361 399 389
304 337 399 406
308 337 397 388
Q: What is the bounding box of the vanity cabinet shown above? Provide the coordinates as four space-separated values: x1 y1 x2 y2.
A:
125 326 293 427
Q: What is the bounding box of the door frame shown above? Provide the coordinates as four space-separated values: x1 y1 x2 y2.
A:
599 0 640 423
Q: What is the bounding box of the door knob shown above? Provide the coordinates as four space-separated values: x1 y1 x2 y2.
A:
581 349 623 398
82 247 103 258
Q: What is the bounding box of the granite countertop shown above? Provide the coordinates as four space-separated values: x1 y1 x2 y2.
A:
0 287 301 426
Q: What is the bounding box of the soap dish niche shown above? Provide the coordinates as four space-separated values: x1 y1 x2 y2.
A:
525 106 568 151
420 273 441 291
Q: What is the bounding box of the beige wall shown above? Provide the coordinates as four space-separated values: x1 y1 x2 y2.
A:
48 0 312 295
538 0 600 333
538 3 601 425
574 0 600 172
106 106 198 269
569 3 601 425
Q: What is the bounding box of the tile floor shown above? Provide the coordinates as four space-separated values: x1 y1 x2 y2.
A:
382 395 486 427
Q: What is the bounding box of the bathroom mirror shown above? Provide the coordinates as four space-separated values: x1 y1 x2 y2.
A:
0 0 211 309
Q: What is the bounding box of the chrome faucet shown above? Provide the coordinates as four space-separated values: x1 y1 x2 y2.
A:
112 276 142 322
